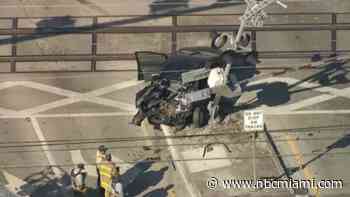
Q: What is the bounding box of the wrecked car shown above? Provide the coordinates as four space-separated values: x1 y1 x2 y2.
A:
131 47 258 130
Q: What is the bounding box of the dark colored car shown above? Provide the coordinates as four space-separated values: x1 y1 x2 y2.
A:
132 47 258 130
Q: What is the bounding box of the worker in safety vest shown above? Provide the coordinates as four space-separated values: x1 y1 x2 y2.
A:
109 167 123 197
98 153 116 197
96 145 108 195
70 163 87 197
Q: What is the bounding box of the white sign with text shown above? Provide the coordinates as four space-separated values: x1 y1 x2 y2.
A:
244 110 264 131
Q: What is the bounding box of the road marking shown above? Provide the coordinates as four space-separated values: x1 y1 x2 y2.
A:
260 94 338 113
3 170 32 197
86 80 143 97
0 80 140 115
252 77 350 99
19 80 139 113
0 77 349 118
274 94 338 111
0 81 17 90
85 97 136 112
285 134 320 196
141 119 155 147
181 145 231 173
16 81 80 97
161 125 201 197
21 97 81 115
0 112 134 119
251 77 350 112
266 110 350 115
70 150 98 177
30 117 60 176
37 112 134 118
2 108 349 119
0 107 18 115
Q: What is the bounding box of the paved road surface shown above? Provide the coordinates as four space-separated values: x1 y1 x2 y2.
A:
0 62 348 196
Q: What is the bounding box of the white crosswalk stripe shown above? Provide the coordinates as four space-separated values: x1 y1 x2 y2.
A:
2 170 32 197
250 77 350 114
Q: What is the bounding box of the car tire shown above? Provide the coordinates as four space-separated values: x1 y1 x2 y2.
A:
193 107 205 128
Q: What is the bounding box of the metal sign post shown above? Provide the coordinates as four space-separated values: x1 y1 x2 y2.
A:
244 110 264 182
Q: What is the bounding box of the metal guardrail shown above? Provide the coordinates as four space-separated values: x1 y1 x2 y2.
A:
0 13 349 73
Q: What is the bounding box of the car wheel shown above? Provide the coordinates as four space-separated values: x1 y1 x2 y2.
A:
175 122 186 131
193 107 205 128
148 115 162 125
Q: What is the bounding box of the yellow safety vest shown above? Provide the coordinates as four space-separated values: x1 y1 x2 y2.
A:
96 151 106 164
99 162 115 189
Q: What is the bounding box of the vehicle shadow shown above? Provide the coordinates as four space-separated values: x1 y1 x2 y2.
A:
124 166 169 197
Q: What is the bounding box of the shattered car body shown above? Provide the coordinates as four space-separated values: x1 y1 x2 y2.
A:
131 47 258 130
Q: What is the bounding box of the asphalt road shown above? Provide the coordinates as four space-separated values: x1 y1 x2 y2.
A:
0 1 350 197
1 0 350 17
0 61 348 197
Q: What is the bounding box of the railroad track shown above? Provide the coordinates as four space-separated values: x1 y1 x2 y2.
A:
0 51 348 63
0 13 349 73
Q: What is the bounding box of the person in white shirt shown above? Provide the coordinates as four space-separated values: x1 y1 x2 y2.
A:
110 167 123 197
70 163 87 196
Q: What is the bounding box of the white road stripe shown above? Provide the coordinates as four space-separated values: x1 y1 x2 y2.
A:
30 117 60 175
141 119 155 147
251 77 350 113
258 94 338 112
16 81 80 97
85 97 136 112
266 110 350 115
2 109 349 119
161 125 201 197
86 80 143 97
20 97 80 115
35 112 134 118
3 170 31 197
278 95 338 111
0 112 134 119
13 80 139 114
0 76 348 118
70 150 98 177
0 107 18 115
252 77 350 99
0 81 17 90
181 145 231 173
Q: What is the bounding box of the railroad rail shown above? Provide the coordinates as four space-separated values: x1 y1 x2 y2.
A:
0 12 349 73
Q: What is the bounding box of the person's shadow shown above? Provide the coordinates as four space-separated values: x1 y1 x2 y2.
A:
125 166 169 197
142 184 174 197
35 15 76 30
121 160 155 186
150 0 189 14
19 166 73 197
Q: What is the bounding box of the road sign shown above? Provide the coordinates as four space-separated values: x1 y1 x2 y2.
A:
244 110 264 131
